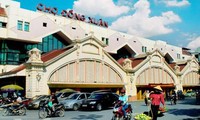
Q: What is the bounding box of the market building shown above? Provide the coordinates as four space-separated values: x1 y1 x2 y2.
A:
0 0 199 100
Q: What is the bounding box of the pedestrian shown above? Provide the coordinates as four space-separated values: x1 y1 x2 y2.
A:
119 88 128 118
171 90 177 105
149 86 165 120
143 90 150 106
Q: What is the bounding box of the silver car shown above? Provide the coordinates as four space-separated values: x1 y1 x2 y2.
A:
60 92 91 110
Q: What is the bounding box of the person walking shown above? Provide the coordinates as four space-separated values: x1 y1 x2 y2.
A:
149 86 165 120
119 88 128 118
171 90 177 105
144 90 150 106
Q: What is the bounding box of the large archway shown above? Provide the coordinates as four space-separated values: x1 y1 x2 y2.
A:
182 71 200 92
136 66 175 100
47 59 125 92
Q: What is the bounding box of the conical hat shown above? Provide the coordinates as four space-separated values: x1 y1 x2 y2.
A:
153 85 163 91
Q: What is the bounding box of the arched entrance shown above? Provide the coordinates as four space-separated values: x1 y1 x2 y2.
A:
136 66 175 100
47 59 125 93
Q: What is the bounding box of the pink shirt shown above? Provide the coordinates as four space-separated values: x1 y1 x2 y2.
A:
150 93 165 106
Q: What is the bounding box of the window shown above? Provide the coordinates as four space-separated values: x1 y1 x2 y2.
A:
177 54 181 59
106 38 109 45
117 38 119 41
43 22 47 27
17 20 30 31
72 27 76 30
0 22 7 28
24 22 30 31
17 21 23 30
102 37 105 42
27 34 67 53
142 46 147 53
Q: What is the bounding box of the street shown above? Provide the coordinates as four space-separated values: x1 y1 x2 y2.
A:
0 97 199 120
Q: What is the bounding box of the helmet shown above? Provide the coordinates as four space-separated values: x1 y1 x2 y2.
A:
120 89 126 93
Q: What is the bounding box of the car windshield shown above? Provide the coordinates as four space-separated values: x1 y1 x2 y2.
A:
89 93 103 99
55 92 62 97
67 93 80 99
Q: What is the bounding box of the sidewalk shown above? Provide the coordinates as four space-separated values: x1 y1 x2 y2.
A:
130 97 200 120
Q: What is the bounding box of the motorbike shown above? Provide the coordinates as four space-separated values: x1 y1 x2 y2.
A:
111 100 132 120
38 99 65 119
1 103 26 116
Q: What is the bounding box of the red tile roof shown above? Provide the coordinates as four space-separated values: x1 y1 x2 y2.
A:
169 62 186 71
0 8 7 17
41 48 68 62
117 58 125 66
117 57 146 69
182 50 192 56
130 57 146 68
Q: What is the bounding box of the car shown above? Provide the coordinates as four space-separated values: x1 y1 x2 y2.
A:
56 91 77 102
27 95 50 109
60 92 91 110
184 90 196 97
81 91 119 111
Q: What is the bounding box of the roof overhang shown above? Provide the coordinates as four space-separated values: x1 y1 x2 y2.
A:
48 82 125 88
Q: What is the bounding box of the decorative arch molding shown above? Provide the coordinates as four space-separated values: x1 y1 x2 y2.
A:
182 71 199 86
82 43 99 54
136 66 175 85
151 55 162 63
48 59 124 85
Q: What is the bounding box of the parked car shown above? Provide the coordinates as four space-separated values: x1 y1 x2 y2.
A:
184 90 196 97
27 95 50 109
81 91 119 111
60 92 91 110
56 91 77 102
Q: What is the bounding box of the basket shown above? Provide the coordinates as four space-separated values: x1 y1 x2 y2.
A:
159 107 168 113
134 113 152 120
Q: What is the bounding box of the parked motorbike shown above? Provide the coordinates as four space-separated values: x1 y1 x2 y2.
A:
38 100 65 119
1 103 26 116
111 100 132 120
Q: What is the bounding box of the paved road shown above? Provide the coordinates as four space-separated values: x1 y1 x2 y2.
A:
0 97 199 120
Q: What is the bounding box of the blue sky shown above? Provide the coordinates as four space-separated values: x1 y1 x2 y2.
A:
13 0 200 51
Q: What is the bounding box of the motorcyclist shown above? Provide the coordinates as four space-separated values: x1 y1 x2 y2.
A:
119 89 128 118
12 93 22 111
49 92 59 113
16 93 22 103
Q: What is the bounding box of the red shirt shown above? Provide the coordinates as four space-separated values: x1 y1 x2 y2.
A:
150 93 165 106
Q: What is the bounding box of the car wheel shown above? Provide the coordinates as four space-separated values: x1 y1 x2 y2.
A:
73 104 79 111
96 103 102 111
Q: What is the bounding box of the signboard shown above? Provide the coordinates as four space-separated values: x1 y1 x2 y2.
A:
36 3 108 28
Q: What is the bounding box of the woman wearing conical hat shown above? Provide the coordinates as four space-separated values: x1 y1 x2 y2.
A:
149 85 166 120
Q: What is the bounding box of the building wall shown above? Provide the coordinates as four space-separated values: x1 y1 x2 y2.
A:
0 0 191 62
0 0 199 100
